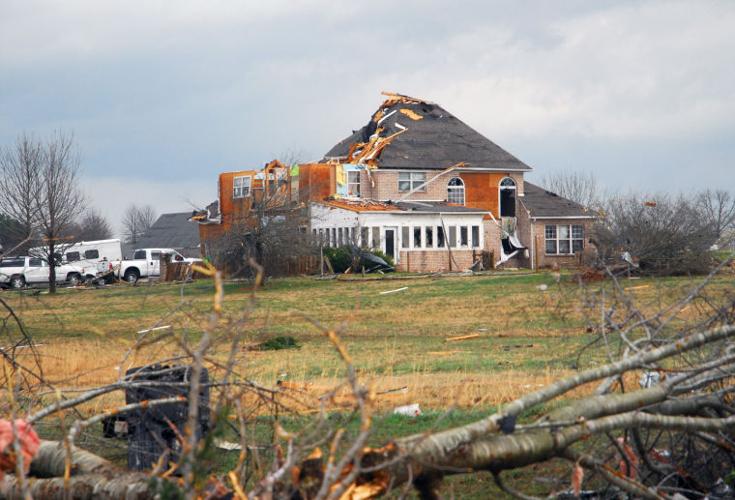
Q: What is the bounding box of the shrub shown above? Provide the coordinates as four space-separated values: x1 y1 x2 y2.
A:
259 336 300 351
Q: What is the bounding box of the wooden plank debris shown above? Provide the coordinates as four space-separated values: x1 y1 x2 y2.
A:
445 334 480 343
379 287 408 295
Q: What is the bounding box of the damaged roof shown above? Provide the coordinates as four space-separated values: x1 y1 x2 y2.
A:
324 92 532 172
521 182 596 219
318 198 487 214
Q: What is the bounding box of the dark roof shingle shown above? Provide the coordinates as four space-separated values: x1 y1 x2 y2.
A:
521 182 595 218
134 212 201 250
324 96 532 171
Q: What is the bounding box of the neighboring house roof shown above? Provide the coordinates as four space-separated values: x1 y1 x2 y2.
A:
324 92 532 172
316 199 488 215
134 212 202 249
521 182 596 219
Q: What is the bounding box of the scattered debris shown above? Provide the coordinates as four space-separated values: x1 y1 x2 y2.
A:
376 386 408 395
136 325 172 335
536 284 548 291
214 439 242 451
393 403 421 417
379 286 408 295
445 334 480 342
624 285 650 291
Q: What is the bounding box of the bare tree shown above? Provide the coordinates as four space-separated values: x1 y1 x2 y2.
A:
594 192 717 275
121 204 157 244
541 170 600 209
696 189 735 244
0 133 43 253
35 132 86 294
76 210 113 241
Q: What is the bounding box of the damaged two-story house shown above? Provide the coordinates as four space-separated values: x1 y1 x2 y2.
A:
302 92 596 272
193 92 596 273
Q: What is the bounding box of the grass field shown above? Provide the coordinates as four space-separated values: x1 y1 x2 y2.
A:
1 269 731 497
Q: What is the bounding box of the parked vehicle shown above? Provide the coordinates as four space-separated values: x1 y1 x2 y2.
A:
114 248 201 284
29 239 123 283
0 256 85 289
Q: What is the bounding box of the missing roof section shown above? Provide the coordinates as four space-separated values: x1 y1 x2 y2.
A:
323 91 532 172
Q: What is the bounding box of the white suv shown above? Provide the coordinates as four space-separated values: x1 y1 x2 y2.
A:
0 256 85 289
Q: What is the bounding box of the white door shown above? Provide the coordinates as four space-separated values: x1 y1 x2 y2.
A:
24 258 48 283
149 251 161 277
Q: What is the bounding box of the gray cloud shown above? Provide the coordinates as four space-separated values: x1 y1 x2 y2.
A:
1 0 733 231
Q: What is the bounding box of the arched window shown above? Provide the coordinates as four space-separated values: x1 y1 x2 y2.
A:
447 177 465 205
499 177 516 217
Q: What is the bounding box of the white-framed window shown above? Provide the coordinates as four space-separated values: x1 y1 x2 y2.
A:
471 226 480 247
401 226 410 248
398 171 427 192
499 177 516 217
413 226 422 248
447 177 465 205
233 176 252 198
545 224 584 255
347 171 361 197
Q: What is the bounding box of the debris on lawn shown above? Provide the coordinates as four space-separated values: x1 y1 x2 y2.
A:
393 403 421 417
214 439 242 451
445 333 480 342
536 284 548 291
379 286 408 295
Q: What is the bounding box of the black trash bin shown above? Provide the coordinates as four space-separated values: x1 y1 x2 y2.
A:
125 364 210 471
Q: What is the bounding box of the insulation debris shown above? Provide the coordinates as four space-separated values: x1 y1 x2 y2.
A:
378 286 408 295
393 403 421 417
399 108 423 120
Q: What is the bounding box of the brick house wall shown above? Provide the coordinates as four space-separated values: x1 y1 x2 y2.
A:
531 218 596 269
397 249 477 272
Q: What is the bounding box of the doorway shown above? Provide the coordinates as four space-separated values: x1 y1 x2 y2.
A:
384 228 396 260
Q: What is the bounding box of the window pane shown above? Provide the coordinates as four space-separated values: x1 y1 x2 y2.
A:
559 225 570 239
134 250 146 259
401 226 410 248
572 225 584 239
398 180 411 192
448 226 457 247
29 258 42 267
559 240 571 254
425 226 433 247
151 251 161 260
545 225 556 239
572 239 584 252
361 227 369 248
437 226 445 248
371 227 380 249
471 226 480 247
399 172 410 181
545 240 557 254
460 226 468 246
338 228 343 245
66 252 80 262
84 249 99 259
413 226 422 248
412 172 427 192
331 228 336 246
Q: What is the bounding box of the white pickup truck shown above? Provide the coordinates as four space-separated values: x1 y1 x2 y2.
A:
0 256 86 289
113 248 201 284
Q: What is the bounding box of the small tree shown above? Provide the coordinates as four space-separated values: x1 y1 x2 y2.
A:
121 204 157 244
541 170 600 209
0 133 43 253
696 189 735 245
35 132 86 293
76 210 113 241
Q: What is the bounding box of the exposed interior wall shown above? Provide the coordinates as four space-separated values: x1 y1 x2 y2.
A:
299 163 335 203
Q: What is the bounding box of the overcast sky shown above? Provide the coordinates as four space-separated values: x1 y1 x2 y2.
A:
1 0 734 234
